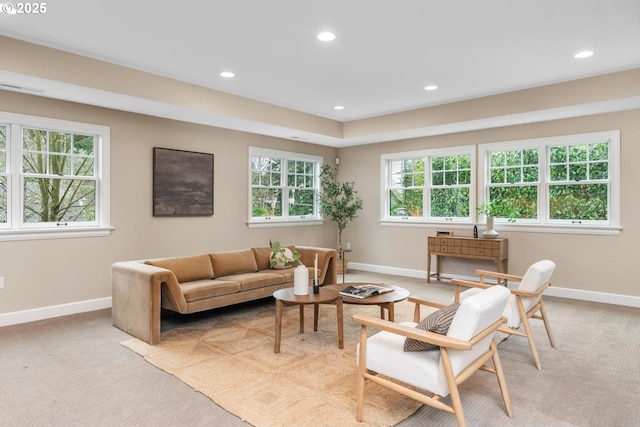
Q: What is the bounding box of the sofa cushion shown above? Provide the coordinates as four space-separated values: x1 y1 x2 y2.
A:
146 254 214 283
261 268 296 283
179 279 241 302
252 246 297 271
222 272 286 291
271 247 295 269
210 249 257 277
404 303 460 352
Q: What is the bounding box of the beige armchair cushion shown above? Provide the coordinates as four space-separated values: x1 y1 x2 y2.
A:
146 254 213 282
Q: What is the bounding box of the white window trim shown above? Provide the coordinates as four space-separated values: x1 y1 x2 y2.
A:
0 111 111 242
380 131 621 236
247 146 324 228
380 145 476 225
478 130 620 235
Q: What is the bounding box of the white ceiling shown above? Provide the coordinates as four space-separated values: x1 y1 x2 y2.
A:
1 0 640 145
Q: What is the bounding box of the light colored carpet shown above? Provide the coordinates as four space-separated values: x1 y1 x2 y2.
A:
122 300 426 427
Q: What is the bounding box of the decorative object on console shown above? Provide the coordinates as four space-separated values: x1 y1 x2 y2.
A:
483 216 499 239
476 200 518 238
152 147 214 216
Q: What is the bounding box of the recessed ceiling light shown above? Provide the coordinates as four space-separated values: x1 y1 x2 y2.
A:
220 71 235 78
574 50 594 59
424 85 438 91
334 105 345 110
317 32 336 42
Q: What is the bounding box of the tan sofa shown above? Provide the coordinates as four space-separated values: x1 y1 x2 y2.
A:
112 246 337 344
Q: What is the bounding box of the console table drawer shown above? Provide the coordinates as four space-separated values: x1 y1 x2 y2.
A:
427 236 508 283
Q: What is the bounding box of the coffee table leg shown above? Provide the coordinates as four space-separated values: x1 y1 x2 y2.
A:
275 299 282 353
336 298 344 349
313 303 319 331
388 303 395 322
299 304 304 333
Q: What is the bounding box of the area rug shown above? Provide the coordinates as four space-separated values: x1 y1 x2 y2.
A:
121 300 425 427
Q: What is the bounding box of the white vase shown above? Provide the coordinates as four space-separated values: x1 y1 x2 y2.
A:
293 264 309 295
483 216 499 239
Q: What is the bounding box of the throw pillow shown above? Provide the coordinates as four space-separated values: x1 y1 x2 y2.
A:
404 303 460 352
270 247 294 269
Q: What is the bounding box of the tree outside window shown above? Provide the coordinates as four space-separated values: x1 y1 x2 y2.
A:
22 128 97 224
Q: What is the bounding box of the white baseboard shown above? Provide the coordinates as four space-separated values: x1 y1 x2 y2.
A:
349 262 640 308
3 259 639 328
0 297 112 327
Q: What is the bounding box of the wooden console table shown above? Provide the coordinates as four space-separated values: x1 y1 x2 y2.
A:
427 236 508 283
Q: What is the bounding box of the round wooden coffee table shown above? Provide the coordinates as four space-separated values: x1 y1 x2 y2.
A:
273 286 343 353
324 283 410 322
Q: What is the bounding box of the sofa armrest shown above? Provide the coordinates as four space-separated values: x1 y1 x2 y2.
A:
296 246 337 286
111 261 180 345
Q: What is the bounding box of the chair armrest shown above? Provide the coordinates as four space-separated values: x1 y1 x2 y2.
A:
408 295 447 322
510 281 551 297
352 314 472 350
451 278 492 289
475 269 523 282
408 295 447 309
468 317 507 345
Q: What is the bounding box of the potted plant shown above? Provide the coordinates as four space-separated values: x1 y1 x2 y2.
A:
476 201 517 238
319 164 363 271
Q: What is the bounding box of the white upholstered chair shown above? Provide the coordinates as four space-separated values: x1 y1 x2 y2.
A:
353 285 513 427
451 260 556 370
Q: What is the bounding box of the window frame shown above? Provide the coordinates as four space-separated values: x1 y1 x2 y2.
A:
380 145 476 225
0 111 111 242
247 146 323 228
478 130 620 235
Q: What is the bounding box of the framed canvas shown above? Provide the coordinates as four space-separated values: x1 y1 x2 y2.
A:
153 147 214 216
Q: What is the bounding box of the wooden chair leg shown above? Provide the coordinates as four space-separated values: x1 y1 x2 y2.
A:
490 340 513 417
539 300 556 347
441 348 467 427
516 297 542 369
356 325 367 422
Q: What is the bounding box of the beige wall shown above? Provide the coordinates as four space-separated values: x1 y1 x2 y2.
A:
1 84 639 317
0 91 338 314
338 109 640 297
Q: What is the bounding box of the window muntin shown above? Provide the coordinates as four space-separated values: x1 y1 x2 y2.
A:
479 131 619 227
249 147 321 223
430 154 471 218
547 142 609 222
0 112 110 240
389 158 424 217
487 148 539 220
0 124 7 224
383 147 475 222
21 128 97 225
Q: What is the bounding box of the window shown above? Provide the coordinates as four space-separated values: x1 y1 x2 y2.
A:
248 147 322 226
382 146 475 222
0 111 111 241
479 130 620 229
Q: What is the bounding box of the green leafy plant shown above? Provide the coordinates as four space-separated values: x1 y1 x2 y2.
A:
319 164 364 249
476 201 517 223
269 240 301 268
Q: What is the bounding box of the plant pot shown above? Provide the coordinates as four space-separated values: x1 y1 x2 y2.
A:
483 217 499 239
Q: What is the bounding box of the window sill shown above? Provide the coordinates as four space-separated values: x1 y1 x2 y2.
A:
247 219 324 229
379 220 622 236
0 226 114 242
